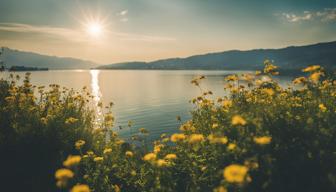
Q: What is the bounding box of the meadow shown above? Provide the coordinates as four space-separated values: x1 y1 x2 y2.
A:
1 61 335 192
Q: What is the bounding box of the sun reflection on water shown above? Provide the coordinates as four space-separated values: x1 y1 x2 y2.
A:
90 70 102 126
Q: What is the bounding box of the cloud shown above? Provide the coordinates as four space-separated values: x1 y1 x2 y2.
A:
317 8 336 22
282 8 336 23
0 22 86 42
119 10 128 16
282 12 312 22
0 22 175 43
118 10 128 22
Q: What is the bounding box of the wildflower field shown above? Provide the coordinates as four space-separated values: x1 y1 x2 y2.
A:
1 61 336 192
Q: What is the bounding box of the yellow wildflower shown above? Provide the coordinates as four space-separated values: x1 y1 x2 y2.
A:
212 123 219 129
179 121 196 132
310 72 323 82
139 127 148 134
143 153 157 161
208 134 228 144
223 164 248 183
93 157 103 162
154 144 164 153
302 65 320 72
156 159 169 167
213 186 227 192
225 75 238 81
65 117 78 124
264 63 278 73
222 100 233 108
115 139 125 145
103 148 112 154
114 185 121 192
319 104 327 112
188 134 205 144
104 113 114 127
164 154 177 160
55 168 74 180
254 136 272 145
170 133 186 142
75 140 85 149
231 115 246 126
63 155 81 167
125 151 134 157
293 77 306 84
262 88 274 96
227 143 236 150
71 184 90 192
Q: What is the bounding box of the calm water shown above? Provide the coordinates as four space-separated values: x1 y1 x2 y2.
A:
1 70 293 141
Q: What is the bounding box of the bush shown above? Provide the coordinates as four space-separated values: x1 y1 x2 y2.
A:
55 62 336 192
0 73 95 191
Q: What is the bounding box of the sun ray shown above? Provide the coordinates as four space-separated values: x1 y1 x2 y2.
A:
77 9 110 39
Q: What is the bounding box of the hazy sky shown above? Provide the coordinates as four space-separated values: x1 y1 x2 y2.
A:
0 0 335 64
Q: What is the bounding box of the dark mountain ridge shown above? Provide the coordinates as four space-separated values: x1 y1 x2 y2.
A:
98 41 336 71
0 47 98 69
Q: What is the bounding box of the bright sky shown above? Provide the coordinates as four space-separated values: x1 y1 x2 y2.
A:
0 0 335 64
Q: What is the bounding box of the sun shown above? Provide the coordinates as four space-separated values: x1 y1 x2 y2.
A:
86 22 104 37
79 11 109 39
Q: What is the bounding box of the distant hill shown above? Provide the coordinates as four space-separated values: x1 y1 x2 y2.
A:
0 47 98 69
98 41 336 71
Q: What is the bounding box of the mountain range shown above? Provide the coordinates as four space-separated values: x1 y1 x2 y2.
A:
1 41 336 71
98 41 336 71
0 47 98 69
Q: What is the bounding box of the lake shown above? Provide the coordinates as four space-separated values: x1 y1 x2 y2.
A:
0 70 293 141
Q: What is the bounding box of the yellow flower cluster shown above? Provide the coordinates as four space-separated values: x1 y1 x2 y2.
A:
254 136 272 145
231 115 246 126
188 134 205 144
126 151 134 157
164 153 177 160
143 153 157 161
71 184 90 192
63 155 81 167
93 157 104 162
208 134 228 144
53 63 336 191
75 140 85 149
103 148 112 154
222 100 233 108
170 133 186 142
156 159 169 167
302 65 320 72
55 168 74 180
55 168 74 188
154 144 164 153
223 164 248 183
65 117 79 124
319 104 327 112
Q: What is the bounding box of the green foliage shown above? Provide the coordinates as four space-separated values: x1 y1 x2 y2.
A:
1 62 336 192
56 63 336 192
0 73 95 191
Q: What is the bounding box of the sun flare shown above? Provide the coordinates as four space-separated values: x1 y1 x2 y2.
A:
86 22 104 37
